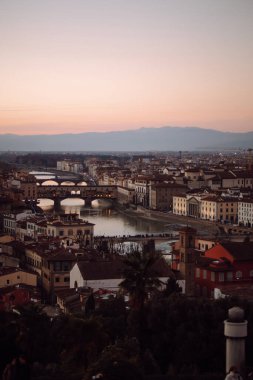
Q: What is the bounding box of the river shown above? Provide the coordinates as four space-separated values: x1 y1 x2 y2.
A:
34 172 177 254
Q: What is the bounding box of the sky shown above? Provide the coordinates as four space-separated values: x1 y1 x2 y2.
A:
0 0 253 135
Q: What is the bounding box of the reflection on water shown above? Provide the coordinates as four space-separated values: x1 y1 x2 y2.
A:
38 198 54 209
38 198 170 236
38 198 174 254
61 198 85 206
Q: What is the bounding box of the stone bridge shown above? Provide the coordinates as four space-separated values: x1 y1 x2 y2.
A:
37 184 117 206
36 176 84 186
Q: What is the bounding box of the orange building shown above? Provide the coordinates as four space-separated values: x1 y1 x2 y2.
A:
195 242 253 298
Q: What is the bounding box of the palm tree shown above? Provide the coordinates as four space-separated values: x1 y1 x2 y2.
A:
119 250 162 310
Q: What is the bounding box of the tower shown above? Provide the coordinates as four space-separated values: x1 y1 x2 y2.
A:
179 227 196 296
246 148 253 171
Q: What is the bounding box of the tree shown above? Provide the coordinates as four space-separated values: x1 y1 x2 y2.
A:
119 250 162 311
162 276 182 297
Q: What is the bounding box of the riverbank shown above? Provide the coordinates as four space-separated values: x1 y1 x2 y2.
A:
114 203 220 237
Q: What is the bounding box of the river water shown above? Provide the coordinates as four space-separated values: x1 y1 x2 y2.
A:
34 172 175 254
39 198 170 236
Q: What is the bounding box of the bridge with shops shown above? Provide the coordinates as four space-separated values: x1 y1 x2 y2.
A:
36 183 117 206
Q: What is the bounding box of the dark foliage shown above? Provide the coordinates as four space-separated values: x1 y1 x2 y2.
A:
1 295 253 380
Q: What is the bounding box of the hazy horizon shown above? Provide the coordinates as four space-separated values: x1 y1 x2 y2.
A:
1 0 253 135
1 125 253 137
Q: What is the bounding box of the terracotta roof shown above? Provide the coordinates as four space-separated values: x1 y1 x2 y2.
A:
196 256 233 272
0 283 40 296
151 183 188 189
77 257 172 281
0 267 37 276
77 260 123 280
221 242 253 261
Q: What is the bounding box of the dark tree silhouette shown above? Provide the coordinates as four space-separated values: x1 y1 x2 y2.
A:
119 250 163 311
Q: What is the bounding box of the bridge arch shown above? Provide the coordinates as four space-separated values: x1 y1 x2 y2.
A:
41 180 59 186
77 181 87 186
60 181 76 186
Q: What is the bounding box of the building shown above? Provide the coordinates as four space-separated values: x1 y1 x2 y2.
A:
194 241 253 298
70 259 123 291
173 193 202 218
173 194 187 216
173 193 238 223
55 287 93 314
41 248 77 302
200 196 238 223
3 210 33 236
117 186 135 205
70 256 172 292
0 267 37 288
238 198 253 227
149 183 188 210
47 215 94 246
16 216 47 240
0 284 40 311
172 227 198 296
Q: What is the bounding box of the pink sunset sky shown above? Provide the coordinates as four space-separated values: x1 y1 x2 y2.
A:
0 0 253 135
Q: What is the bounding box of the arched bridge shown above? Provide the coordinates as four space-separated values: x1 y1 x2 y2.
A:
36 176 85 186
37 184 118 204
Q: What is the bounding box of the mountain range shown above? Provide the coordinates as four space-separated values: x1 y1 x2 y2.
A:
0 126 253 151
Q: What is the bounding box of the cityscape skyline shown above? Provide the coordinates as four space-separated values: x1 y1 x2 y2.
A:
1 0 253 135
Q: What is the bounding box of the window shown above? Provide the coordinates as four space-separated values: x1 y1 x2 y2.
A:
68 229 73 236
64 277 70 282
219 273 224 282
55 277 60 283
196 268 200 278
59 230 64 236
203 270 207 280
63 262 69 271
6 280 10 284
211 272 215 282
236 271 242 279
56 262 63 271
227 272 233 281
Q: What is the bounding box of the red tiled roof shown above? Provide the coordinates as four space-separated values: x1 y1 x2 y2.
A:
77 257 172 280
221 242 253 261
206 241 253 262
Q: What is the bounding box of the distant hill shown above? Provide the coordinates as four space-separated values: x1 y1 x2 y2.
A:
0 126 253 151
